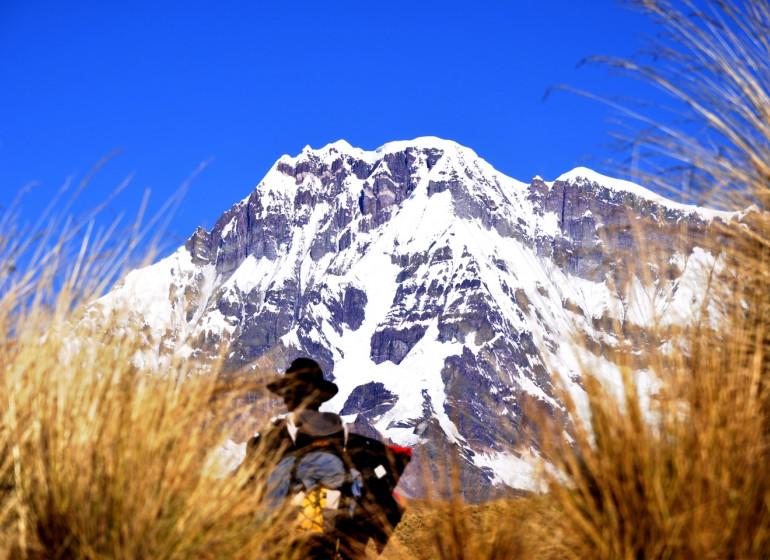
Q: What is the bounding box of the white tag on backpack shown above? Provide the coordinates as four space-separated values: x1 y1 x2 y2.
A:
324 489 341 509
291 491 306 506
374 464 387 479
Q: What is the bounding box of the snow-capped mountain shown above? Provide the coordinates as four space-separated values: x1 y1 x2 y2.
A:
99 137 734 499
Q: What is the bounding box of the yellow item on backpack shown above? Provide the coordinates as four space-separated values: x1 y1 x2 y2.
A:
298 489 326 533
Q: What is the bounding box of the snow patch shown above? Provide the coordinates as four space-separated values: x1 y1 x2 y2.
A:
221 216 237 238
474 449 545 492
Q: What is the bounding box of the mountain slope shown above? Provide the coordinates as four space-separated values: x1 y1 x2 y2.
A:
98 137 734 499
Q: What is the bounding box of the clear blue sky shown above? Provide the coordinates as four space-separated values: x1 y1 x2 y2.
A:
1 1 660 252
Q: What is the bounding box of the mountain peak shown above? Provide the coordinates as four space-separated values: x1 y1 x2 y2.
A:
101 138 732 499
280 137 480 168
374 136 474 156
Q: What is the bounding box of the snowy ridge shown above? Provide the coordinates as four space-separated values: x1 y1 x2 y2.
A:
98 137 736 499
552 166 733 221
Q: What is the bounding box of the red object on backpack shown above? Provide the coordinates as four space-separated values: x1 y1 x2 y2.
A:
387 445 413 459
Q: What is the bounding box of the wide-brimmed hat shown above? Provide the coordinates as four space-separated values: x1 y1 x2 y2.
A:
266 358 338 403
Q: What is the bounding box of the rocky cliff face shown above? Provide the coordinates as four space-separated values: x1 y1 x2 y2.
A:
98 137 734 500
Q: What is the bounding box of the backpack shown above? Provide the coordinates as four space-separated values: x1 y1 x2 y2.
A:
261 411 411 556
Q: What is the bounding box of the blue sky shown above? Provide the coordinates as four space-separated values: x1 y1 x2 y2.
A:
1 1 660 253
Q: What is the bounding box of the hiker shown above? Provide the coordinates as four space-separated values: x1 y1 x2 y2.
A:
246 357 343 466
245 357 367 559
242 357 411 559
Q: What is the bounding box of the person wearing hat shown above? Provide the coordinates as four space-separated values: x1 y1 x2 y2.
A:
241 357 411 559
242 357 367 558
266 357 339 413
243 357 344 467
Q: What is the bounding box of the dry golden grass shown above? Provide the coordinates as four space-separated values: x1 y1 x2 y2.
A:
525 1 770 558
530 337 770 559
0 220 282 557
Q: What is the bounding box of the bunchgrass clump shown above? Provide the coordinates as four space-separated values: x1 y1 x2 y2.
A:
526 1 770 558
0 192 288 558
